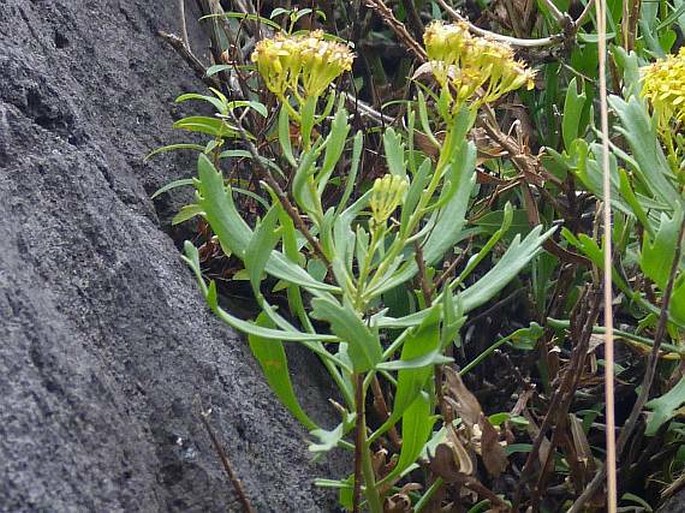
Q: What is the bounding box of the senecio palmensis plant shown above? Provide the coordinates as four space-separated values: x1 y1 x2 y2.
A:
173 23 550 512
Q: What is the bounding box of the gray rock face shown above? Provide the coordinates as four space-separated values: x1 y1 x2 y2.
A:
0 1 338 511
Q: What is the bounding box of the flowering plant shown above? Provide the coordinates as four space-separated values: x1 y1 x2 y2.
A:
153 3 685 511
164 25 550 511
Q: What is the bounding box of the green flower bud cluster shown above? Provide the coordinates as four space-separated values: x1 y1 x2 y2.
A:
370 174 409 225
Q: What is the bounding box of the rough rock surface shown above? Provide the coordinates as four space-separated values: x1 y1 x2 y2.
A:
0 1 340 511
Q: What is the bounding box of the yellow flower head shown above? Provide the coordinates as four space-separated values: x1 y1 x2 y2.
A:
370 174 409 225
641 48 685 128
251 31 355 100
422 21 536 113
424 20 471 66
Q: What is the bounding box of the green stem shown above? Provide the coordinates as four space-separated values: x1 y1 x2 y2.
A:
362 432 383 513
353 374 383 513
355 224 384 310
278 94 301 124
459 331 519 376
414 477 444 512
363 123 459 299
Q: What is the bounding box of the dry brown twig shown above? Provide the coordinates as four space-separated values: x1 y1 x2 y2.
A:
200 408 256 513
364 0 428 62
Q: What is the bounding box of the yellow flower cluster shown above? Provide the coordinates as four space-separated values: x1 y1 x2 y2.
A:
251 30 355 100
641 48 685 128
370 174 409 225
423 21 535 111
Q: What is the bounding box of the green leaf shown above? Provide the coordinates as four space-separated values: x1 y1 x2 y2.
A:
300 95 317 148
561 229 603 266
562 77 587 149
641 209 683 289
391 305 441 414
455 203 515 290
292 145 323 222
440 286 464 349
309 422 346 452
383 127 407 178
226 99 268 118
200 11 282 31
311 297 383 372
618 168 652 236
172 204 204 225
205 64 233 77
194 154 337 292
670 278 685 325
335 131 363 215
422 140 477 265
459 226 556 313
173 116 237 138
176 92 227 114
611 47 641 99
488 412 510 427
145 144 206 162
372 306 445 444
182 241 208 296
249 313 318 430
474 208 530 236
608 95 679 206
337 476 354 511
318 105 350 195
416 88 440 148
213 300 338 343
621 492 654 512
645 376 685 435
217 149 252 160
244 206 281 295
375 349 452 370
278 105 297 168
577 32 616 43
401 158 432 228
460 323 544 375
150 178 195 199
382 392 434 483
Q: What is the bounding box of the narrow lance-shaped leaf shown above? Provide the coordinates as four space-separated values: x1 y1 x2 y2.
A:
335 131 363 216
172 204 205 226
562 77 587 149
373 304 441 441
244 205 281 296
380 392 434 484
640 208 683 290
318 105 350 195
458 226 556 313
194 154 338 292
278 105 297 168
249 313 319 431
608 95 679 206
383 127 407 178
311 297 383 373
645 376 685 435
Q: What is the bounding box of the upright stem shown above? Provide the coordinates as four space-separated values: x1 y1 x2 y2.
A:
352 373 383 513
353 374 364 513
363 122 459 298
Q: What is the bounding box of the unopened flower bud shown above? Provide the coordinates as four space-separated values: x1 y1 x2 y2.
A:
370 174 409 225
